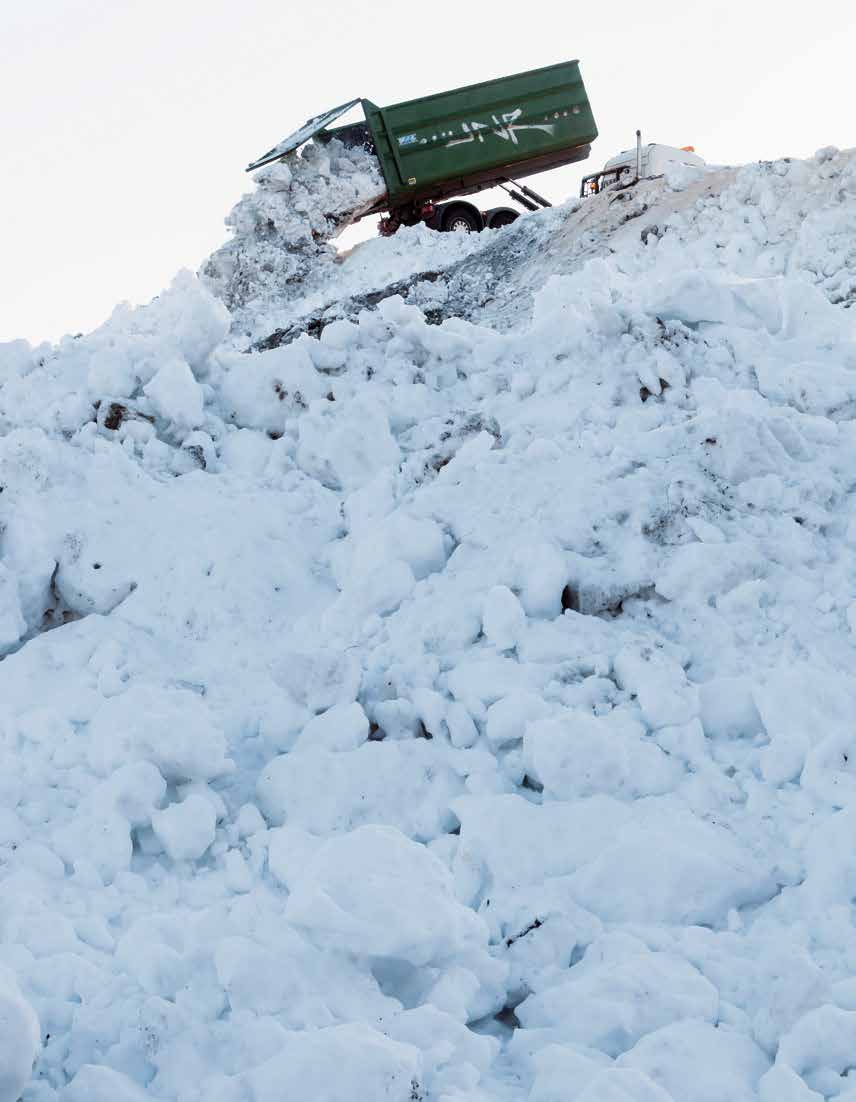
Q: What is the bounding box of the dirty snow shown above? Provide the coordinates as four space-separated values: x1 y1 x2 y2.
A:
2 146 856 1101
202 138 387 326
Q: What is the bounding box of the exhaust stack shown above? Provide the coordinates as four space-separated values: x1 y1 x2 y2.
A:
635 129 642 183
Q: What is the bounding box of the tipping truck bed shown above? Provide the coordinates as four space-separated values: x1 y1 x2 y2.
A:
247 60 597 232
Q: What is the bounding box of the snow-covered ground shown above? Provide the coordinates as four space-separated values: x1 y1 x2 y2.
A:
2 145 856 1102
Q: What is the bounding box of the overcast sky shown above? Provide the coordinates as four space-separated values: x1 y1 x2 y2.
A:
2 1 854 344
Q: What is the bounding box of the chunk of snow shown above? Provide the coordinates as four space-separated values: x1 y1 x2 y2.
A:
569 809 775 924
518 943 718 1056
453 793 632 904
616 1021 769 1102
613 645 699 730
525 709 682 800
776 1004 856 1081
511 541 568 618
266 825 322 890
151 794 216 861
257 741 463 839
63 1065 150 1102
0 564 26 652
759 1065 824 1102
143 357 205 429
292 701 369 752
0 968 39 1102
576 1069 677 1102
698 677 763 739
285 824 489 967
87 684 232 782
242 1023 421 1102
486 691 552 747
529 1044 612 1102
297 395 401 492
482 585 526 651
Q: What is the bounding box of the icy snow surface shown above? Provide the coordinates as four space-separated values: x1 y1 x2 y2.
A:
2 146 856 1101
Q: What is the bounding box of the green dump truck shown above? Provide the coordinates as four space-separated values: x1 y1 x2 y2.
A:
247 60 597 234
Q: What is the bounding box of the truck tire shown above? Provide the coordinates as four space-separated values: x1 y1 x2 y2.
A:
485 208 519 229
440 203 483 234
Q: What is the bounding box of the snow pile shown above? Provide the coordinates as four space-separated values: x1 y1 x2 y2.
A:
202 138 386 321
1 145 856 1102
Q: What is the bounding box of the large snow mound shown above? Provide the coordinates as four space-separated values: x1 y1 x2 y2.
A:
1 145 856 1102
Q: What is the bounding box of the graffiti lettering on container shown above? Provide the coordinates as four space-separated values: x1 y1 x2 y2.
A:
445 108 555 149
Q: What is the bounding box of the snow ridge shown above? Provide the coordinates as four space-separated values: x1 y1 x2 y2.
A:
1 146 856 1102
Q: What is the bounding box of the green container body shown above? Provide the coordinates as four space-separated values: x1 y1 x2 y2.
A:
351 60 597 209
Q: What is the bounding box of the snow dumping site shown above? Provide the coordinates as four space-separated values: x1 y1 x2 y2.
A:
2 142 856 1102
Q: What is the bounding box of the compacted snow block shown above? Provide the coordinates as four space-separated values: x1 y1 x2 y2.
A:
616 1020 770 1102
775 1005 856 1087
517 941 719 1057
485 691 552 747
82 269 229 405
453 793 633 902
527 1045 612 1102
575 1068 676 1102
524 709 681 800
569 809 775 925
87 684 232 782
292 700 369 752
0 564 27 653
242 1023 421 1102
0 969 39 1102
142 357 205 430
64 1065 149 1102
256 740 463 839
285 824 486 965
482 584 526 651
151 793 216 861
284 824 505 1021
297 393 401 494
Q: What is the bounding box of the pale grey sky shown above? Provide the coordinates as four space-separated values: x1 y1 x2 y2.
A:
2 1 853 344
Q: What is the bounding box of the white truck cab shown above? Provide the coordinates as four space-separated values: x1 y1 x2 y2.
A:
581 139 705 197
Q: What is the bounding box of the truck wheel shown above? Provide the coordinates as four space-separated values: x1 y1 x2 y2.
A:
440 203 482 233
487 209 518 229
